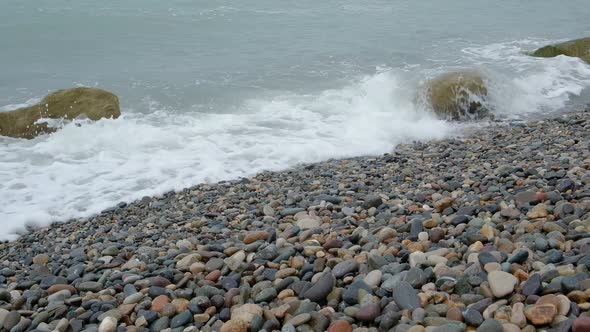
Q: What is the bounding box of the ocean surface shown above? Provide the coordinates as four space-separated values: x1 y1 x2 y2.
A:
1 0 590 240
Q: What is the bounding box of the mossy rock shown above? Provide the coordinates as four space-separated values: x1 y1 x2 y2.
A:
531 37 590 63
0 87 120 139
425 71 490 121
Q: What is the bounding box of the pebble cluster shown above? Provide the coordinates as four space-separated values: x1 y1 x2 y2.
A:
1 109 589 332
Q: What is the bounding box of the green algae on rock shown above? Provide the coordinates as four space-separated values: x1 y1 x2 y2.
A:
0 87 120 139
530 37 590 63
425 71 491 121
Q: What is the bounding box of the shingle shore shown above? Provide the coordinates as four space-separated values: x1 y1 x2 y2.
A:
0 109 589 332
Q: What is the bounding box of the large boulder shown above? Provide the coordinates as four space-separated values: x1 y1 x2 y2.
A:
0 87 120 139
531 37 590 63
425 71 490 121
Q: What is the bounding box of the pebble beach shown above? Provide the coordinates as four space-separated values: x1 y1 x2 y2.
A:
1 108 590 332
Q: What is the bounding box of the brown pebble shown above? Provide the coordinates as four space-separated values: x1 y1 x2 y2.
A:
205 270 221 282
328 320 353 332
524 303 557 326
573 316 590 332
243 231 268 244
47 284 77 295
151 295 170 312
446 307 463 321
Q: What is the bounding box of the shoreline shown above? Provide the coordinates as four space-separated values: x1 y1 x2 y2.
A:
0 108 589 331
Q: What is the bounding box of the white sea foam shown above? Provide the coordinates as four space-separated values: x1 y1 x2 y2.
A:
0 71 452 240
461 39 590 117
0 98 41 112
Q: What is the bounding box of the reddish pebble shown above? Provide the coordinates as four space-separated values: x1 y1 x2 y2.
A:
536 192 548 202
446 307 463 321
243 231 268 244
47 284 77 295
151 295 170 312
573 317 590 332
205 270 221 282
328 320 353 332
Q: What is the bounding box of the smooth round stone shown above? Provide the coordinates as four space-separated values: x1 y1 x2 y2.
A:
409 251 426 267
328 320 352 332
561 276 580 293
303 272 335 303
3 311 20 330
412 308 426 323
487 271 518 298
47 289 72 303
162 304 178 317
177 254 202 271
430 228 445 243
478 252 498 265
151 295 170 312
176 239 192 249
332 260 359 278
255 288 277 303
573 316 590 332
77 281 102 292
392 281 420 310
524 304 557 326
364 270 383 288
508 250 529 264
170 310 193 328
263 205 275 216
297 218 320 229
101 246 119 256
342 280 372 305
288 313 311 326
0 290 10 302
123 284 137 297
484 263 502 273
250 314 264 331
193 314 210 324
32 254 50 265
151 317 170 331
123 292 144 304
418 232 429 241
463 308 483 327
535 237 549 251
206 258 225 271
446 307 462 321
98 316 117 332
521 274 542 297
356 303 381 322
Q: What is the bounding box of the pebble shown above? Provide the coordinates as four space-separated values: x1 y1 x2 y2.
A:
170 310 193 328
303 272 335 302
32 254 50 265
332 259 359 278
487 271 518 298
364 270 382 288
524 303 557 326
77 281 102 292
392 281 421 310
463 309 483 327
328 320 353 332
98 316 118 332
573 317 590 332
